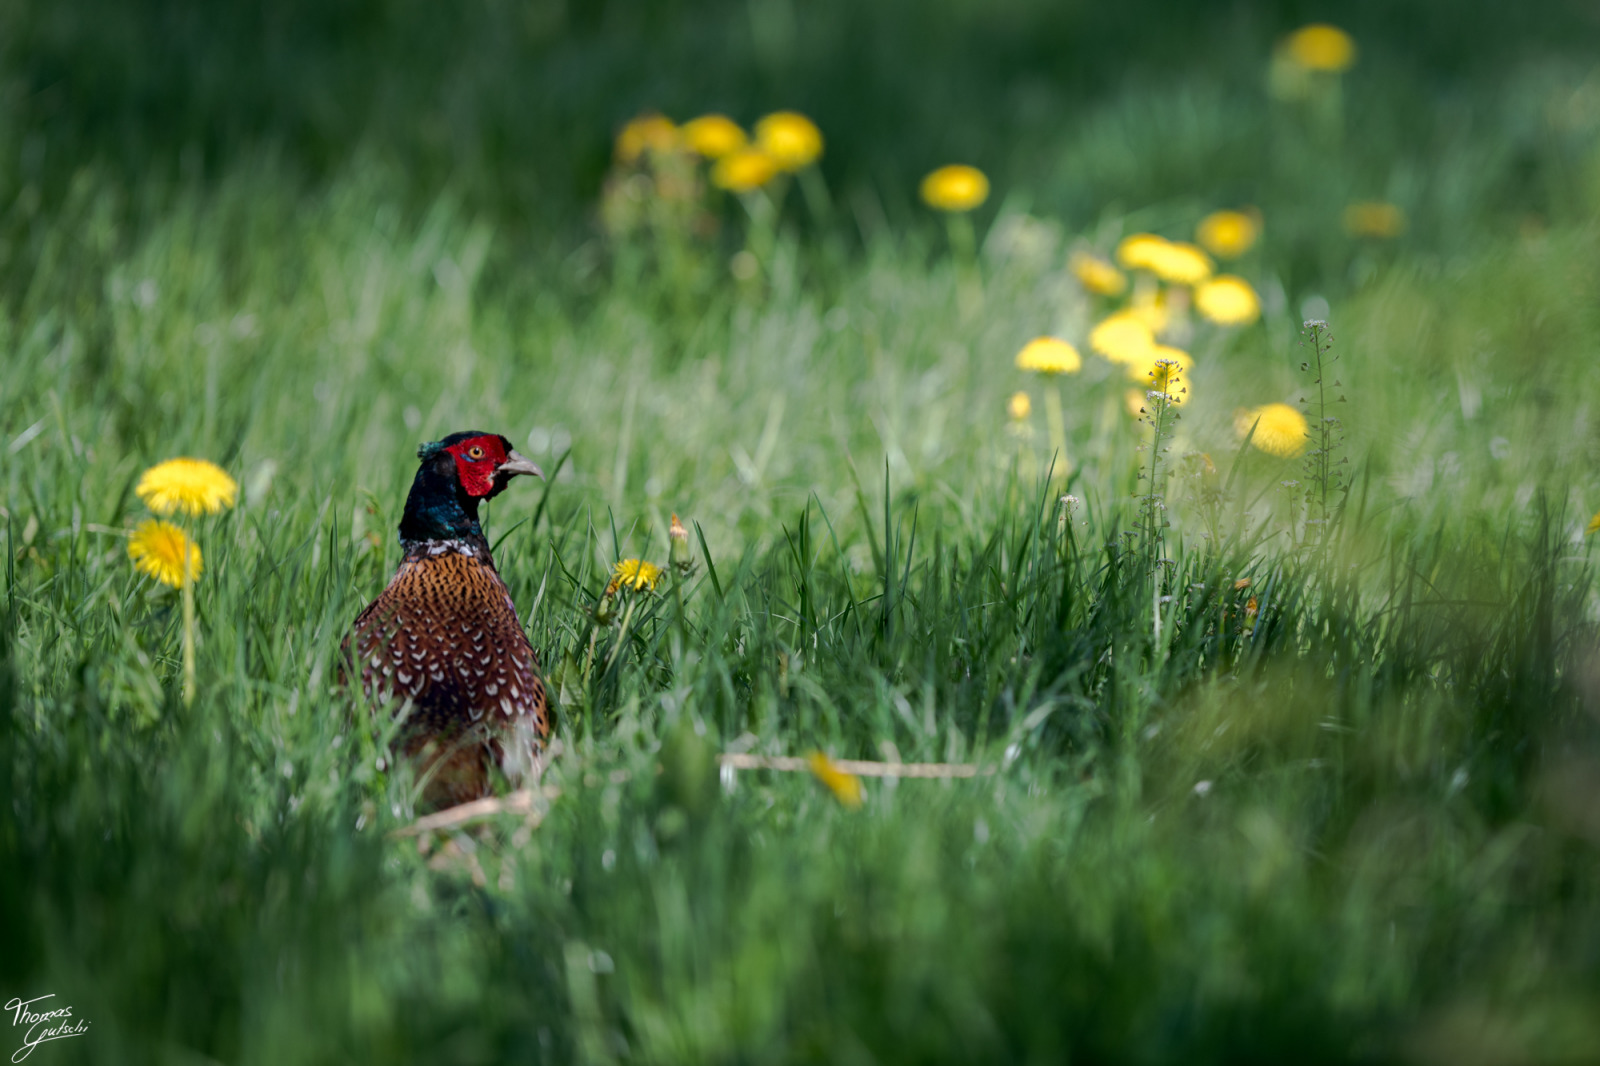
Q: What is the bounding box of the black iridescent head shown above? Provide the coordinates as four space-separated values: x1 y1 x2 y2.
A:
398 430 544 547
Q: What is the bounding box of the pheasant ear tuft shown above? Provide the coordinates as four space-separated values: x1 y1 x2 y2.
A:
417 440 446 462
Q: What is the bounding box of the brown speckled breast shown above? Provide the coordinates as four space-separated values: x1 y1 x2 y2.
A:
344 541 548 808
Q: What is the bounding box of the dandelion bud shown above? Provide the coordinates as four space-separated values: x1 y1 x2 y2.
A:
669 513 694 575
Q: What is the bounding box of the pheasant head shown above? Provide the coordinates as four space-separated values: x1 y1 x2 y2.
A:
398 431 543 549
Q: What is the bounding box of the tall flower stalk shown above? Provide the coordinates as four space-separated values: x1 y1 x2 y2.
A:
1299 319 1346 550
1136 360 1185 565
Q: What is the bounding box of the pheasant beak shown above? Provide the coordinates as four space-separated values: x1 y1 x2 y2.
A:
497 450 545 482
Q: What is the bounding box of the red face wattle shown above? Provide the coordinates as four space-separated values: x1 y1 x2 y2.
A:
444 435 512 497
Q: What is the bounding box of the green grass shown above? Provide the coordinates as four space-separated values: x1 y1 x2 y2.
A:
6 3 1600 1063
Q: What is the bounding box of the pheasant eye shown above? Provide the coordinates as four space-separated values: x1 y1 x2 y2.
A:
467 445 485 460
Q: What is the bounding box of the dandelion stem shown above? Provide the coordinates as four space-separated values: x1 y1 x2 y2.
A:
604 596 641 677
181 556 196 707
944 214 982 318
1044 383 1068 479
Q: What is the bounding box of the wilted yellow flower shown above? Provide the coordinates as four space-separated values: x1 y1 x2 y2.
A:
128 519 202 588
668 513 693 574
1008 391 1032 420
608 558 664 594
711 148 780 192
679 114 747 158
1235 403 1308 457
1069 251 1127 296
1115 233 1170 272
1126 346 1193 390
1344 201 1405 239
920 165 990 212
1144 241 1214 286
1015 337 1082 375
1195 209 1260 259
1195 276 1262 326
1284 24 1357 73
754 111 823 170
807 752 864 809
136 458 238 517
616 113 678 164
1090 312 1157 365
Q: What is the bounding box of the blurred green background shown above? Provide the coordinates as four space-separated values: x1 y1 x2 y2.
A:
5 2 1600 1063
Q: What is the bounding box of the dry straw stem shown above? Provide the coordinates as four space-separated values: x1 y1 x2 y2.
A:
390 785 563 837
718 753 992 778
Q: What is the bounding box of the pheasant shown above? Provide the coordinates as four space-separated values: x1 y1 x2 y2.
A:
343 430 549 809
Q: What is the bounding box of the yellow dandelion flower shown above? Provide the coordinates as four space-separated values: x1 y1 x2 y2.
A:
1008 391 1032 421
1234 403 1308 457
615 113 678 164
1195 209 1260 259
136 457 238 517
1587 511 1600 536
607 558 664 594
711 148 780 192
1144 241 1214 286
807 752 864 809
1115 233 1170 272
919 165 990 212
1284 24 1357 73
1343 201 1405 239
678 114 747 158
1090 312 1157 365
1069 251 1127 296
1015 337 1082 375
128 519 202 588
754 111 823 170
1195 276 1262 326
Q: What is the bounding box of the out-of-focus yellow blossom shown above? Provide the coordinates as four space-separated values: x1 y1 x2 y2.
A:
1144 241 1214 286
808 752 864 808
616 113 678 164
1008 391 1032 420
1090 312 1157 365
1129 290 1172 334
1195 276 1262 326
711 148 780 192
1588 511 1600 536
1234 403 1309 457
128 519 202 588
1069 251 1127 296
1015 337 1082 375
920 165 990 212
1343 202 1405 239
754 112 823 170
1195 209 1260 259
679 114 747 158
1284 24 1357 73
136 458 238 517
1116 233 1170 272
